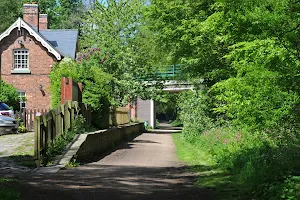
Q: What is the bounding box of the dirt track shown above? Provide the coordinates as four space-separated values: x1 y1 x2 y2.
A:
19 130 214 200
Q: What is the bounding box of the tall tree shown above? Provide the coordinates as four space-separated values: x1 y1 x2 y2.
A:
81 0 163 106
23 0 84 30
52 0 85 29
0 0 22 33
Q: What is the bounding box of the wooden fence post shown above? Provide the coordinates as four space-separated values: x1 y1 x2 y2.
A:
70 101 75 127
55 107 61 137
41 115 47 152
34 116 41 168
64 101 71 131
46 111 53 142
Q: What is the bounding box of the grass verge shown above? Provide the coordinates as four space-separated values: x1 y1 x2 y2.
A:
172 133 239 199
170 119 183 127
0 177 20 200
8 135 35 168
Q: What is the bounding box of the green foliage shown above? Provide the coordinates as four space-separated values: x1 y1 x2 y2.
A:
177 126 300 199
0 178 20 200
0 80 19 110
41 114 86 165
177 90 213 142
66 159 80 168
81 0 164 105
147 1 300 198
23 0 84 30
0 0 22 33
50 58 79 108
170 119 182 127
71 115 86 134
155 119 159 129
156 92 179 121
17 122 27 133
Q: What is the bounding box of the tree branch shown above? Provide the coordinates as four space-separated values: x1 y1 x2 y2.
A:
288 23 300 33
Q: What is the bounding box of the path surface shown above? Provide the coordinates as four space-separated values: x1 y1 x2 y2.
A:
0 132 35 173
18 130 214 200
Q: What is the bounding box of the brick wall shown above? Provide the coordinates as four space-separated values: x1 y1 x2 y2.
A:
0 28 57 110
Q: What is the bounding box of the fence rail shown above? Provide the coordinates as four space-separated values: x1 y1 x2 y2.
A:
34 101 91 161
15 109 48 131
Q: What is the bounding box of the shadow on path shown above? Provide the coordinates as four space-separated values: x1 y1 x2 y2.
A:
19 165 214 200
11 129 215 200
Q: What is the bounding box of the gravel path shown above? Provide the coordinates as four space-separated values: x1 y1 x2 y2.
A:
0 132 34 156
0 132 35 174
18 130 214 200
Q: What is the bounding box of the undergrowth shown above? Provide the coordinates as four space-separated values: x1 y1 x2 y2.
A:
175 126 300 199
176 90 300 199
41 115 86 166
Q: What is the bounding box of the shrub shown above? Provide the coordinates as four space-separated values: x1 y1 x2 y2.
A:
17 122 27 133
177 90 213 142
191 126 300 199
50 57 112 129
41 115 86 165
209 39 300 131
0 80 19 110
50 58 79 108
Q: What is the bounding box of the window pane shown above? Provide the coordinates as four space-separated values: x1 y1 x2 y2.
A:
13 49 28 69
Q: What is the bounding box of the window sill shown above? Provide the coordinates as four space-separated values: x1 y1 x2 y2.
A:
11 69 31 74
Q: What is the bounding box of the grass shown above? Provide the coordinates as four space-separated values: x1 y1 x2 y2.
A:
65 159 81 168
170 119 183 127
172 133 239 199
0 132 35 168
8 135 35 168
0 177 20 200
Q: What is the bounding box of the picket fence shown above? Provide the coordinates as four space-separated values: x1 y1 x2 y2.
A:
15 109 48 131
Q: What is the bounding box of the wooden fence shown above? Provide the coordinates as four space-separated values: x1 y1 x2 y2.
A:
109 107 130 126
115 107 130 125
15 109 48 131
34 101 91 161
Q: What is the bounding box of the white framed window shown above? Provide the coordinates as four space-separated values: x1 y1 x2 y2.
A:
13 49 29 69
18 91 26 111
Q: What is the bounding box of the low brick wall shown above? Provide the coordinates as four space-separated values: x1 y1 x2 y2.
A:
75 123 145 162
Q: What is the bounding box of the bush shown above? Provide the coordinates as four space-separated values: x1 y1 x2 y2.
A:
50 56 112 129
17 122 27 133
177 90 213 142
0 80 19 110
170 119 183 127
189 126 300 199
210 39 300 131
50 58 79 108
41 115 86 165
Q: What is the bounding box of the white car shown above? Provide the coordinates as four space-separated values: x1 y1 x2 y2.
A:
0 102 15 118
0 115 18 135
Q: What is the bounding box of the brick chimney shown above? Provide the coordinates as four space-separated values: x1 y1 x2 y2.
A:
39 14 48 30
23 3 39 29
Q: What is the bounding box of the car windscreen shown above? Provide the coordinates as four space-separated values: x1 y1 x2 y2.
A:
0 103 11 111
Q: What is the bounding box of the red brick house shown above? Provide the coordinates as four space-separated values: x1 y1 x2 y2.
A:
0 3 78 111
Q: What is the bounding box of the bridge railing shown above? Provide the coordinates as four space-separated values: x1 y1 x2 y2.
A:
156 64 182 79
138 64 183 81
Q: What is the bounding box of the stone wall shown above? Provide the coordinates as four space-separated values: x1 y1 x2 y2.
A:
75 123 145 162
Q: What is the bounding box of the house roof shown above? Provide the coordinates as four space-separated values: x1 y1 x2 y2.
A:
40 29 78 59
0 18 78 60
